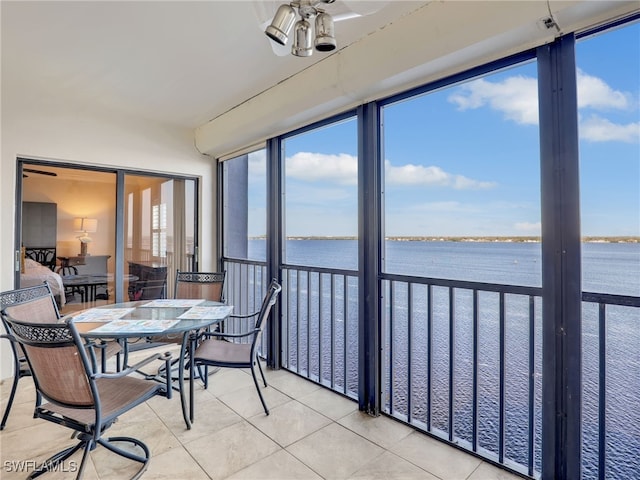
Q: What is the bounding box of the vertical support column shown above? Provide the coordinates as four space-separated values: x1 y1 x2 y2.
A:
115 171 125 303
266 137 283 369
538 34 582 480
220 156 248 261
358 102 382 415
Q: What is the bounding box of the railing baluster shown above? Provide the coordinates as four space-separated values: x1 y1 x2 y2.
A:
528 295 535 477
448 286 455 442
472 289 479 452
296 270 301 374
331 273 335 389
306 271 311 378
343 275 348 395
288 268 292 369
319 272 323 384
408 282 413 423
389 281 395 414
499 291 506 464
598 302 606 480
427 283 433 431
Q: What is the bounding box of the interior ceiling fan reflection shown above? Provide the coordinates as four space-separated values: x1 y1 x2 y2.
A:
23 168 58 178
254 0 388 57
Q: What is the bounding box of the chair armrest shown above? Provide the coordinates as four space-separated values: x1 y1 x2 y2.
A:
199 328 259 340
228 312 259 320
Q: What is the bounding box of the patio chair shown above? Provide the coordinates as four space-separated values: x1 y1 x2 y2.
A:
3 313 172 480
0 283 58 430
174 270 226 302
191 279 281 415
154 270 226 381
2 283 122 385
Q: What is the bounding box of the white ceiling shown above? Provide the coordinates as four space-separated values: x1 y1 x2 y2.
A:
2 1 427 130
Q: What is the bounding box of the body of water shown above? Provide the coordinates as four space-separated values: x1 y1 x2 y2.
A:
247 239 639 478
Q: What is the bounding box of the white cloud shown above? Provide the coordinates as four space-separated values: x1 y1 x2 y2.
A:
448 76 539 125
577 69 631 110
286 152 358 185
448 70 638 143
385 160 497 189
248 149 266 176
285 153 496 190
580 115 640 143
514 221 541 234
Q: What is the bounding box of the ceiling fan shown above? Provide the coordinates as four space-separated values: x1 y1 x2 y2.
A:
23 168 58 178
254 0 387 57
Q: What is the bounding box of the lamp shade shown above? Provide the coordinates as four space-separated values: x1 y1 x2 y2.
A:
292 18 313 57
315 12 336 52
73 217 98 233
265 4 297 45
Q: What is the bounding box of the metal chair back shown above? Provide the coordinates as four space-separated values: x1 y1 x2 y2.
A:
174 270 226 302
0 283 59 429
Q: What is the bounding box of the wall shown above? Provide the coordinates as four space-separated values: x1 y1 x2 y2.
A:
0 98 216 380
23 172 117 261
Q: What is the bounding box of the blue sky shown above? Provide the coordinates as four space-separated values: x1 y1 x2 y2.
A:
249 21 639 238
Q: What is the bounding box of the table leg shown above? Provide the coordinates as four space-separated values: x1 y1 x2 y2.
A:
189 332 197 423
178 332 191 430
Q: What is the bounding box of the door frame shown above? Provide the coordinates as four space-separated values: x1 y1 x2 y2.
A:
15 157 200 306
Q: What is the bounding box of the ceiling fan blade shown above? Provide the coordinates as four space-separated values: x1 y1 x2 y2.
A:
23 168 57 176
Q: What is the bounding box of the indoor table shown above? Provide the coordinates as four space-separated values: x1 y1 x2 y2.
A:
71 299 233 429
62 274 138 303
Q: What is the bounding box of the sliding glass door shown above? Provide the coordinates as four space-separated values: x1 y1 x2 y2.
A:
124 174 197 300
16 159 198 312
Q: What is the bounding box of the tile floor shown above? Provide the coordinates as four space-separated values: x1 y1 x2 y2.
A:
0 346 522 480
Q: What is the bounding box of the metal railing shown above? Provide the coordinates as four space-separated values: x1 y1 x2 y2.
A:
280 265 360 399
223 257 639 479
381 274 543 478
223 259 269 351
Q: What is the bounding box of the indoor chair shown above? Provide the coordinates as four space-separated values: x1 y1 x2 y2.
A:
3 313 172 480
0 283 58 430
128 267 168 301
190 279 281 416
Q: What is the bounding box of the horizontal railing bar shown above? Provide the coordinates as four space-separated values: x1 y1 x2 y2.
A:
582 291 640 307
282 262 357 277
382 272 542 296
222 256 267 267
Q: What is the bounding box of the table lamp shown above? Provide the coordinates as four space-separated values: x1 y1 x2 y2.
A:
74 217 98 256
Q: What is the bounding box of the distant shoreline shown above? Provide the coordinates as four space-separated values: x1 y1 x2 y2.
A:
250 236 639 243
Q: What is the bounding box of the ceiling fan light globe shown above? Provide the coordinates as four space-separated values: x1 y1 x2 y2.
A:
292 18 313 57
315 38 336 52
265 4 297 45
315 12 336 52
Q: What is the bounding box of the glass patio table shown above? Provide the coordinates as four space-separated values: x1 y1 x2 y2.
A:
71 299 233 429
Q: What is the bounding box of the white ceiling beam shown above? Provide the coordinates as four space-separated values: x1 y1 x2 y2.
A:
195 0 639 158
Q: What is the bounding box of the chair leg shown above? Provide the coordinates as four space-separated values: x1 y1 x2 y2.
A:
100 344 107 373
0 371 20 430
27 439 87 479
99 436 150 480
250 361 269 415
255 355 268 387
